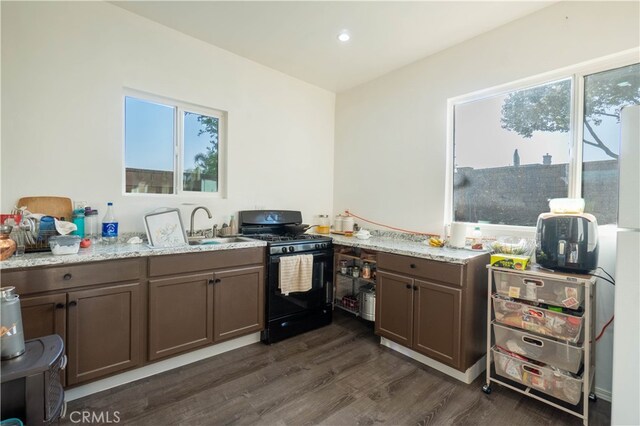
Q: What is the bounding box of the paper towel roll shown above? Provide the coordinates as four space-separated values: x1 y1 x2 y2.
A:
449 222 467 248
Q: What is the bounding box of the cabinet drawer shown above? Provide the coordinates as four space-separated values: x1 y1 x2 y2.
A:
149 248 264 277
2 259 143 295
378 253 462 286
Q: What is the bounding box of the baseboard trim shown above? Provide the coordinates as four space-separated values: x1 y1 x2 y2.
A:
380 337 486 384
595 386 612 402
64 332 261 401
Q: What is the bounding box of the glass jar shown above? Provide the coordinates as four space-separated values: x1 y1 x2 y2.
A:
362 262 371 279
317 215 330 234
84 209 100 243
352 266 360 278
340 260 348 274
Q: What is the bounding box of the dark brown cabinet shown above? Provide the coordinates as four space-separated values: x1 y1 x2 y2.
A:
413 279 461 367
3 248 265 388
377 252 488 372
375 271 414 347
213 266 264 342
148 273 214 360
21 293 67 343
147 248 265 360
66 282 142 385
4 258 145 387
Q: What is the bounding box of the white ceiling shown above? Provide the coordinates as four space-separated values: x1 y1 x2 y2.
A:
111 1 554 93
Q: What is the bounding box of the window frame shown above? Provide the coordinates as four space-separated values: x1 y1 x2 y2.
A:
445 48 639 232
122 89 227 198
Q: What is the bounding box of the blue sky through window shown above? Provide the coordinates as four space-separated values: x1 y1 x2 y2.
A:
125 97 174 171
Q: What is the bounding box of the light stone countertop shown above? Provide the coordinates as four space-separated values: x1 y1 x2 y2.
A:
0 239 267 270
326 233 489 265
1 230 489 270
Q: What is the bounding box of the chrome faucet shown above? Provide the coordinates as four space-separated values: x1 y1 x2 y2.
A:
189 206 212 237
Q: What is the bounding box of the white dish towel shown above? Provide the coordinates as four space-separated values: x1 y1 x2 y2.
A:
279 254 313 296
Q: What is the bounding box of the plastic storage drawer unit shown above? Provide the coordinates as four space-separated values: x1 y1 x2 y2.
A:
492 347 583 405
492 294 584 343
493 322 583 373
493 270 584 309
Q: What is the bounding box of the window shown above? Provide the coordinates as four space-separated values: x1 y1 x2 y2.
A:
582 63 640 224
124 93 225 196
450 56 639 227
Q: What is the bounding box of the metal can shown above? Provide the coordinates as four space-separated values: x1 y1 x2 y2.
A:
1 286 25 359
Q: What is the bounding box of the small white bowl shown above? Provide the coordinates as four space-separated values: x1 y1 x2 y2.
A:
355 231 371 240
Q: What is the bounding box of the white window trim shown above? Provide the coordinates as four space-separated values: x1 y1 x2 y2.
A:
122 88 227 198
444 48 640 234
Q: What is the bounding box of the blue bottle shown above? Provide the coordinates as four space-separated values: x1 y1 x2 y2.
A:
72 209 85 238
101 202 118 244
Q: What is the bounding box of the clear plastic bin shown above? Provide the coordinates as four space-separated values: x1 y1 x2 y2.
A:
492 294 583 343
492 347 583 405
493 322 583 373
493 270 583 309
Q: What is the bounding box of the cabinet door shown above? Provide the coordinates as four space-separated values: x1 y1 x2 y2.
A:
413 279 461 369
375 271 414 347
67 282 141 385
21 294 68 387
21 293 67 342
213 266 264 342
148 273 214 360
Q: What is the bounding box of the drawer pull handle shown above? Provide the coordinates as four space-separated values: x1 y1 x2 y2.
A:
63 273 72 281
60 354 68 370
68 300 78 307
410 264 416 269
406 284 412 289
522 336 544 347
413 285 417 291
522 364 542 376
523 278 544 288
214 278 221 283
55 303 65 309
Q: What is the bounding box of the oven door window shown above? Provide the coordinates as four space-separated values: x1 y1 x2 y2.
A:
268 251 333 320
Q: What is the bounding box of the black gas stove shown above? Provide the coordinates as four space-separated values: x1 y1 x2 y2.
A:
238 210 333 344
238 210 332 255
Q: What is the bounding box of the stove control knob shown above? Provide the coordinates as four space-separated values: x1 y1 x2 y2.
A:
322 243 327 248
281 247 287 253
288 246 295 253
315 243 320 249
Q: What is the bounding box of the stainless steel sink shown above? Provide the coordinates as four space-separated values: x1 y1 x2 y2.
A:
188 236 253 245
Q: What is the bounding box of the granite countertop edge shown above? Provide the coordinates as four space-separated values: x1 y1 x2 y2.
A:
1 232 490 270
0 240 267 270
328 234 489 264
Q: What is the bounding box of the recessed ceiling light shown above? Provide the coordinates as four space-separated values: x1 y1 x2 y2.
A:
337 31 351 42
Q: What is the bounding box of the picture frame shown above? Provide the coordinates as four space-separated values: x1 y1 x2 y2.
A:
144 208 188 248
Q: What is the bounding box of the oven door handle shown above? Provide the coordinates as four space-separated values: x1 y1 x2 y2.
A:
270 253 331 263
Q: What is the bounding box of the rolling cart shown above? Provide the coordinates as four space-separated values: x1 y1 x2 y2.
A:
482 265 596 425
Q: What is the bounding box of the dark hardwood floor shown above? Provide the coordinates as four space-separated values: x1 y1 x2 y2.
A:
63 311 610 425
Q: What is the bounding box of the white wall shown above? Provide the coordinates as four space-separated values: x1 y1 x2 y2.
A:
334 1 639 397
1 1 335 232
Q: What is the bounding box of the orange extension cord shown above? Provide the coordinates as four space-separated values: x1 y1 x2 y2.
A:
344 210 440 238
